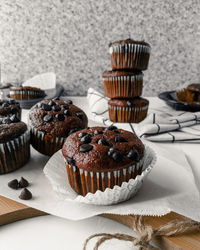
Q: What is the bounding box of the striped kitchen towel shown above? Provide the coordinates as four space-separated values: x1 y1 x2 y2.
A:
87 88 200 142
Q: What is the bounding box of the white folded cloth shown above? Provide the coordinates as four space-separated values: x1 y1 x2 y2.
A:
87 88 200 142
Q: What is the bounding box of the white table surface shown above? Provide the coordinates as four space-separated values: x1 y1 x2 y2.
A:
0 96 199 250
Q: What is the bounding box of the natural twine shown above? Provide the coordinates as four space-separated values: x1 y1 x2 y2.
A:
83 215 200 250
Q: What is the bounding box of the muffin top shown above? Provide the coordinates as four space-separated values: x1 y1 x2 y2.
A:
187 84 200 93
102 70 143 78
29 99 88 137
0 115 27 143
0 99 21 117
109 38 150 47
108 98 149 107
10 86 44 92
62 126 145 172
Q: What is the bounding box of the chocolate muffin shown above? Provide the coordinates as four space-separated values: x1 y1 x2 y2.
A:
176 83 200 104
108 98 149 123
0 99 21 119
10 86 45 100
0 115 30 174
29 99 88 156
103 70 143 98
109 39 151 70
62 126 145 196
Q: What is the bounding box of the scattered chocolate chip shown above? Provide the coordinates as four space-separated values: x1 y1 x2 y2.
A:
76 112 84 120
42 103 52 111
55 113 65 121
10 114 20 123
105 125 118 131
94 130 103 135
52 105 61 112
115 136 128 143
64 110 72 116
79 144 93 153
43 114 53 122
78 132 87 138
126 101 133 106
127 149 140 162
48 100 56 106
65 99 73 104
61 105 69 110
81 134 92 143
8 179 19 190
3 118 12 124
66 156 76 166
98 136 110 146
19 188 32 200
68 128 79 135
112 150 123 161
18 177 29 188
2 103 9 107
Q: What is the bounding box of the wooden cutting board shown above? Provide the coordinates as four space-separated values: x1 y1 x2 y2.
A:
1 196 200 249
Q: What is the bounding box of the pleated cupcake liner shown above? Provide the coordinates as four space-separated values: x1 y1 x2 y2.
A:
103 74 143 98
30 126 66 156
10 90 45 100
109 43 151 70
108 103 149 123
0 130 30 174
65 145 156 205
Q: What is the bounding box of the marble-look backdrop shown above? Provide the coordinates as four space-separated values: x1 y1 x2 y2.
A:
0 0 200 96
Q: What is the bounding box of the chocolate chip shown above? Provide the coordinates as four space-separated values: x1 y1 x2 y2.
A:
43 114 53 122
3 118 12 124
98 136 110 146
78 132 87 138
115 136 128 143
112 150 123 161
81 134 92 143
37 103 43 108
66 156 76 166
79 144 93 153
48 100 56 106
76 112 84 120
68 128 79 135
52 105 61 112
8 179 19 190
2 102 9 107
127 149 140 162
18 177 29 188
94 130 103 135
105 125 118 131
55 113 65 121
19 188 32 200
61 105 69 110
65 99 73 104
114 130 121 134
126 101 133 106
107 147 115 156
10 114 20 123
64 110 72 116
42 103 52 111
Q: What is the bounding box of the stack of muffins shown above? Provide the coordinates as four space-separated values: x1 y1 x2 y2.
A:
103 39 151 123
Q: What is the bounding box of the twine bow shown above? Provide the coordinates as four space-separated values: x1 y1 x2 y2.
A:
83 215 200 250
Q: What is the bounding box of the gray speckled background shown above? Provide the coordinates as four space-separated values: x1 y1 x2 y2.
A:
0 0 200 96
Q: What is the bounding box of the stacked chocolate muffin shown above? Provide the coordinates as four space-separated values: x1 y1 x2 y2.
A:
103 39 151 123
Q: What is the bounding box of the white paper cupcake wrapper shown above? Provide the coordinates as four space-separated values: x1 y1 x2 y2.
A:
109 43 151 54
43 145 156 205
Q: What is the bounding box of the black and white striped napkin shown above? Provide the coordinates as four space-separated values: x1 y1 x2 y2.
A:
87 88 200 142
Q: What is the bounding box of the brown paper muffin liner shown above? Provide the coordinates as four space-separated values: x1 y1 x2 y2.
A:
10 90 44 100
64 157 145 197
110 43 151 70
103 74 143 98
108 104 149 123
30 126 66 156
0 130 30 174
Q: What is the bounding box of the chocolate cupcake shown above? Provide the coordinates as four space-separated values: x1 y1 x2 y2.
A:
176 83 200 104
10 86 45 100
0 99 21 119
109 39 151 71
108 98 149 123
29 99 88 156
0 116 30 174
103 70 143 98
62 126 145 196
